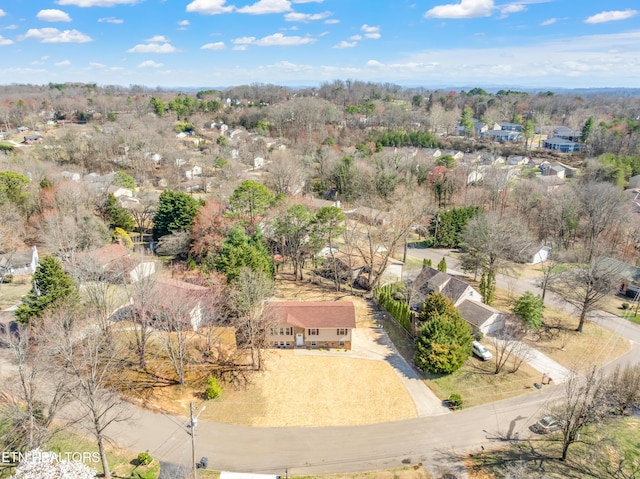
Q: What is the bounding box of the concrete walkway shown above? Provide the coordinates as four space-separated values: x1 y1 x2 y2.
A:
294 327 449 417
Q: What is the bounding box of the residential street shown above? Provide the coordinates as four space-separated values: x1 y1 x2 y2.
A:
2 249 639 478
100 248 640 477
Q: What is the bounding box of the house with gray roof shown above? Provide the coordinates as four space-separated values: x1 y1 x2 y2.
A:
409 266 505 335
543 137 580 153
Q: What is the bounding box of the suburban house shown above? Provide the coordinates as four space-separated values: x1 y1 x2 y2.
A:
600 257 640 298
71 242 156 283
524 245 551 265
329 247 404 288
23 134 44 145
409 266 505 335
552 126 582 142
265 301 356 349
0 246 39 277
481 129 522 143
543 137 580 153
500 122 523 132
152 278 210 330
540 161 577 178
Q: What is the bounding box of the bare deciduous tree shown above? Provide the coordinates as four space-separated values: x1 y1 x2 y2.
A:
550 368 609 462
44 309 130 479
230 268 275 371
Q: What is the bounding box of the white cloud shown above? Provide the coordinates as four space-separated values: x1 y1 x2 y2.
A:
232 45 248 50
201 41 225 50
127 42 179 53
4 25 18 30
348 35 362 41
333 40 357 49
55 60 71 66
56 0 140 6
499 4 525 18
540 17 556 26
324 19 339 24
146 35 169 42
138 60 163 68
284 11 331 22
98 17 124 23
89 62 106 68
361 24 379 33
291 0 322 2
0 35 13 45
585 9 638 24
425 0 494 19
232 32 314 46
237 0 291 14
186 0 234 14
37 9 72 22
178 20 190 26
23 28 92 43
364 32 381 39
0 9 5 17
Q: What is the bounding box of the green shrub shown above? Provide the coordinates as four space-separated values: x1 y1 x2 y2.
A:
137 452 152 466
1 274 13 284
205 375 222 400
448 393 463 409
622 302 630 310
374 284 412 332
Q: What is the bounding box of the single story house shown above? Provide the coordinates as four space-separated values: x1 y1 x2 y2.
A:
543 137 580 153
600 257 640 298
329 247 404 288
0 246 39 277
265 301 356 349
481 129 522 143
71 242 156 283
525 245 551 265
153 278 210 330
23 135 43 145
409 266 505 335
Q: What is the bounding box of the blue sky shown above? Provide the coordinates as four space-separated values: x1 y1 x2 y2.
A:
0 0 639 89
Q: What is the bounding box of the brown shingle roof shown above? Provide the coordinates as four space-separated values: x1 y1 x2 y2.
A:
266 301 356 329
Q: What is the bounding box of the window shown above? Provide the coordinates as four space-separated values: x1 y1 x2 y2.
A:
337 328 347 336
339 341 345 347
311 341 317 347
284 327 292 335
270 328 277 335
308 328 319 336
279 327 284 335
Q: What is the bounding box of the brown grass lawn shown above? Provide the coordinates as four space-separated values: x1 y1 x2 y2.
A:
0 279 31 309
114 272 631 429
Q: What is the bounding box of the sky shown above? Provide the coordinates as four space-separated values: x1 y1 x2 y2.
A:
0 0 639 89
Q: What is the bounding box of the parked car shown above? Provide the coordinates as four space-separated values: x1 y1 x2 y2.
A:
531 415 564 434
472 341 493 361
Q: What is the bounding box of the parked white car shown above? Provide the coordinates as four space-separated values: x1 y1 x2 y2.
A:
472 341 493 361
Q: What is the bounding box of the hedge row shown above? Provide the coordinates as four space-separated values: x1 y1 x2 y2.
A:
374 284 412 332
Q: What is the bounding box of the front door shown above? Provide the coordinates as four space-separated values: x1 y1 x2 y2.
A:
296 333 304 347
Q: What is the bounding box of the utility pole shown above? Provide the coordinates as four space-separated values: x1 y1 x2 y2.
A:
189 402 206 479
190 402 196 479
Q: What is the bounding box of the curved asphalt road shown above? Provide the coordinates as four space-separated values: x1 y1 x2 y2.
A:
103 248 640 477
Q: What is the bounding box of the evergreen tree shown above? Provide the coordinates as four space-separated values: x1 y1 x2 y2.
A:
101 193 135 232
513 291 545 330
418 292 458 323
414 312 473 374
152 190 201 239
215 225 274 281
15 256 77 324
437 257 447 273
